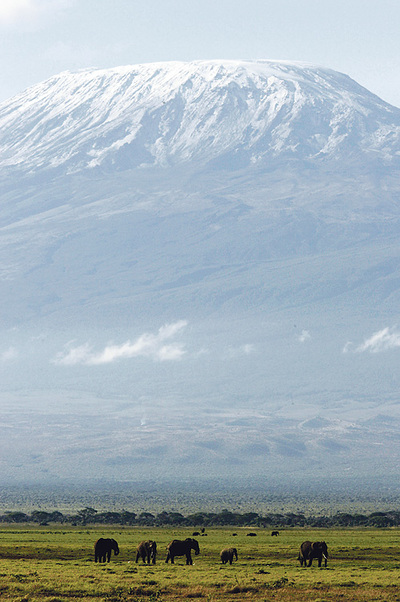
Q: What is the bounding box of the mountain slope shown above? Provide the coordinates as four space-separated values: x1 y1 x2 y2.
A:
1 60 400 485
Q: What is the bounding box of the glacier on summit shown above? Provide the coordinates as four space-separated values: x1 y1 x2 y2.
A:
0 59 399 175
0 60 400 485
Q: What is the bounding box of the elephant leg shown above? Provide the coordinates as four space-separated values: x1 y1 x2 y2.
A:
318 556 322 567
308 558 313 567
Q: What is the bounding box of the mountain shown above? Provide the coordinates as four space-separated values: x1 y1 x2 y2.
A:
1 60 400 487
1 59 399 176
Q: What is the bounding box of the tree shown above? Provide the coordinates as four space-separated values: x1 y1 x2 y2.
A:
137 512 155 525
119 510 137 525
77 507 97 525
31 510 51 525
4 512 28 523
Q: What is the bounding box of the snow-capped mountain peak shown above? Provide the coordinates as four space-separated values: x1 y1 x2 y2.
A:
1 59 399 176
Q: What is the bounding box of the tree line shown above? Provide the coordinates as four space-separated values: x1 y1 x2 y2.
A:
1 507 400 528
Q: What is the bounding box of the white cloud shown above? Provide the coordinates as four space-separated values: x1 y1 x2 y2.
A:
225 343 255 358
243 344 254 355
53 321 188 366
298 329 311 343
342 341 354 354
0 0 72 27
53 341 92 366
0 0 35 24
0 346 18 362
344 326 400 354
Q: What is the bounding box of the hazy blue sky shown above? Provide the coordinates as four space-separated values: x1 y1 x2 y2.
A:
0 0 399 106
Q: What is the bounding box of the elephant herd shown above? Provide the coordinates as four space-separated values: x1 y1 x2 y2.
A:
95 536 328 568
94 537 201 566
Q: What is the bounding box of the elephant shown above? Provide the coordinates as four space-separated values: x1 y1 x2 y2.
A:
298 541 328 567
136 540 157 564
165 538 200 565
220 547 238 564
94 538 120 563
271 531 279 536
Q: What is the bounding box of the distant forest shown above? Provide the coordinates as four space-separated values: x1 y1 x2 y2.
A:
2 507 400 528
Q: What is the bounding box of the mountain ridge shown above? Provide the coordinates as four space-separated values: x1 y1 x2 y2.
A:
1 59 399 178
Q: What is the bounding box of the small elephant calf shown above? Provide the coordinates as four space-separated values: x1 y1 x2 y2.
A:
220 547 238 564
136 540 157 564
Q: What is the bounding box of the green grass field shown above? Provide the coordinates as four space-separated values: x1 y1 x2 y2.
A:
0 525 399 601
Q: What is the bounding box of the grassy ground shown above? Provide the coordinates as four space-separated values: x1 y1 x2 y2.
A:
0 525 399 600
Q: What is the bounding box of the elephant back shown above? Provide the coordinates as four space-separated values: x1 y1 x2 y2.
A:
300 540 312 554
167 538 199 554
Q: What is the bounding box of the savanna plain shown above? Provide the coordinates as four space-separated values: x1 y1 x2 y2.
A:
0 525 399 601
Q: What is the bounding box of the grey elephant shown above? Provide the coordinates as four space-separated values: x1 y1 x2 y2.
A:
298 541 328 567
136 540 157 564
165 538 200 565
94 538 120 563
220 547 238 564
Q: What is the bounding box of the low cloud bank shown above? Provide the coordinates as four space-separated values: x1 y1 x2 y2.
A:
53 320 188 366
344 326 400 353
